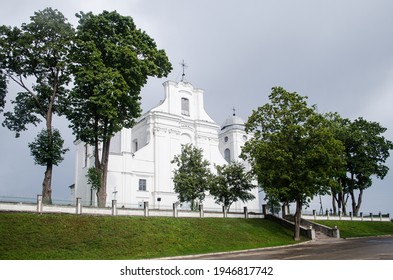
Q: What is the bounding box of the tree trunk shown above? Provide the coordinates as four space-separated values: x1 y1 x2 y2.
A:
350 189 363 216
331 191 337 215
294 199 302 241
42 109 54 205
96 138 111 208
42 163 53 204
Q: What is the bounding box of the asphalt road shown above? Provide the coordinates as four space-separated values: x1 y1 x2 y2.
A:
175 236 393 260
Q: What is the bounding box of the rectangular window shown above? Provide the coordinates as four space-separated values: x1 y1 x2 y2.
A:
181 97 190 116
139 179 147 191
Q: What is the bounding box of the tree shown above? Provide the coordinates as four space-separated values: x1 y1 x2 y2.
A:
242 87 345 240
28 128 69 167
338 117 392 216
67 11 172 207
0 72 6 113
0 8 74 204
209 161 256 212
171 144 212 210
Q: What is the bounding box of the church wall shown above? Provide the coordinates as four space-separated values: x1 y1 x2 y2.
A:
72 80 261 211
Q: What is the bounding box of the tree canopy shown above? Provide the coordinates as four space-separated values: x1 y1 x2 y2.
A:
209 161 256 211
171 144 212 210
0 8 74 204
67 10 172 207
334 117 393 215
242 87 345 240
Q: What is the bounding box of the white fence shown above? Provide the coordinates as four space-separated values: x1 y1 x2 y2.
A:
302 209 391 222
0 196 264 219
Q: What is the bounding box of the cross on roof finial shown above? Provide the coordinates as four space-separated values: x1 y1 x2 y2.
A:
180 59 188 82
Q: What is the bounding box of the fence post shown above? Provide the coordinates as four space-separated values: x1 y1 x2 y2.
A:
144 201 149 217
370 213 373 221
379 212 382 221
173 202 178 218
199 204 204 218
36 195 43 213
332 226 340 238
313 210 316 221
308 225 316 240
360 212 363 221
244 206 249 219
76 197 82 215
350 212 353 221
326 210 330 220
112 200 117 216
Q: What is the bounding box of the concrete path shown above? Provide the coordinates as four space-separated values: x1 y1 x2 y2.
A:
172 236 393 260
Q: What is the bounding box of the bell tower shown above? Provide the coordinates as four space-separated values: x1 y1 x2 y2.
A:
218 109 249 163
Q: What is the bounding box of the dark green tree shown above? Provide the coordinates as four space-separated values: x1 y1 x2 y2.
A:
338 117 393 216
242 87 345 240
28 128 69 166
209 161 256 212
67 11 172 207
171 144 212 210
0 8 74 204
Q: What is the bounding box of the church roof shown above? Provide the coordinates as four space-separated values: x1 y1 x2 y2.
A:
221 113 245 131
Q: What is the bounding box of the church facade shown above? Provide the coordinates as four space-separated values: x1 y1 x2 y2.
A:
72 80 260 212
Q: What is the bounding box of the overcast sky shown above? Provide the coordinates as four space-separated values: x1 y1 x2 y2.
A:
1 0 393 215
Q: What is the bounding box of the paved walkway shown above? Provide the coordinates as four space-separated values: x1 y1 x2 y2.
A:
171 236 393 260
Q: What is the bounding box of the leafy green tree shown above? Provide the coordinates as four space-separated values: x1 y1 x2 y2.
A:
28 128 69 166
0 8 74 204
171 144 212 210
242 87 345 240
67 11 172 207
209 161 256 211
338 117 392 216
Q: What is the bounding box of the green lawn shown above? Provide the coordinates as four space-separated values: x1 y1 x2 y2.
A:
0 212 301 260
316 220 393 238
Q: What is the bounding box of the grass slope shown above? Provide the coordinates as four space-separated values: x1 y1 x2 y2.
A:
316 220 393 238
0 212 301 260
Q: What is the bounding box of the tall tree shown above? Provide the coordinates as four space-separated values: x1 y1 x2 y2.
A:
0 8 74 204
171 144 212 210
67 11 172 207
209 161 256 212
0 72 6 112
242 87 345 240
339 117 392 216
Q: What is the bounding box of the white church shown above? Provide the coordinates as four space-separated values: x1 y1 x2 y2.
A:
72 79 260 212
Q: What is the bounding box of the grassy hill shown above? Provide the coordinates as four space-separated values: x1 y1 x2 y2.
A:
316 220 393 238
0 212 302 260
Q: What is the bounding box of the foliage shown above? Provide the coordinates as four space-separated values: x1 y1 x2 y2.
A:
242 87 346 240
210 161 256 211
336 117 393 215
28 128 69 166
67 10 172 207
0 8 73 133
0 212 301 260
86 167 101 190
171 144 212 210
0 8 74 204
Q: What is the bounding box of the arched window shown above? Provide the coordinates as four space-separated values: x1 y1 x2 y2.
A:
224 148 231 163
181 97 190 116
